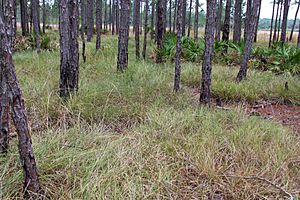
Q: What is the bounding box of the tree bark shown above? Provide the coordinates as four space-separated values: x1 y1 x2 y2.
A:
151 0 155 40
112 0 115 34
222 0 231 52
215 0 222 41
134 0 140 59
298 21 300 48
244 0 252 40
289 1 300 41
200 0 216 105
117 0 130 71
173 0 177 32
269 0 276 47
273 0 280 43
80 0 86 62
116 0 119 34
236 0 260 82
59 0 79 98
20 0 29 36
174 0 182 92
3 0 16 50
86 0 94 41
156 0 165 63
182 0 186 36
0 15 41 197
280 0 290 43
254 0 262 42
32 0 41 52
142 0 149 59
233 0 242 43
104 0 108 29
168 0 171 30
277 0 283 42
187 0 192 37
96 0 102 50
109 0 112 31
194 0 199 41
42 0 46 34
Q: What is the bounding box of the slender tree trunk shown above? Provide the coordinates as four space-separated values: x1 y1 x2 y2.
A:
142 0 149 59
156 0 165 63
269 0 276 47
215 0 222 41
194 0 199 41
187 0 192 37
42 0 46 34
3 0 16 50
182 0 186 36
298 21 300 48
200 0 216 105
173 0 177 32
237 0 260 82
233 0 242 43
289 1 299 41
134 0 140 59
168 0 171 30
109 0 112 31
0 67 9 154
163 0 167 32
80 0 86 62
273 0 280 43
104 0 107 29
86 0 94 41
112 0 115 34
140 2 143 35
280 0 290 43
96 0 102 49
174 0 182 92
151 0 155 40
116 0 119 34
222 0 231 52
244 0 252 40
20 0 29 36
59 0 79 97
117 0 130 71
254 0 262 42
277 0 283 42
0 15 41 197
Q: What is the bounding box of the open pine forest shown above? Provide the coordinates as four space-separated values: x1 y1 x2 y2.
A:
0 0 300 199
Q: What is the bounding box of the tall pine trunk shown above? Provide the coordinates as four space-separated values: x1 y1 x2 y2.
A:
156 0 165 63
86 0 94 41
134 0 140 59
237 0 260 82
187 0 192 37
244 0 252 40
277 0 283 42
280 0 290 43
59 0 79 97
80 0 86 62
273 0 280 43
117 0 130 71
233 0 242 43
168 0 171 30
104 0 108 29
194 0 199 41
173 0 177 32
151 0 155 40
3 0 16 50
42 0 46 34
174 0 182 92
116 0 119 34
200 0 216 105
298 22 300 48
142 0 149 59
20 0 29 36
253 0 262 42
32 0 41 52
0 15 41 197
289 1 300 41
215 0 222 41
269 0 276 47
182 0 186 36
222 0 231 52
96 0 102 50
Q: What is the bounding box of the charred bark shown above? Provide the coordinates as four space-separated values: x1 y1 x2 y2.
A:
222 0 231 52
20 0 29 36
142 0 149 59
0 15 41 197
80 0 86 62
96 0 102 50
182 0 186 36
187 0 192 37
200 0 216 105
117 0 130 71
254 0 262 42
174 0 182 92
236 0 260 82
280 0 290 43
233 0 242 43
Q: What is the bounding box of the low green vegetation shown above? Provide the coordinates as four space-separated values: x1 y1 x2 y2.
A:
1 34 300 199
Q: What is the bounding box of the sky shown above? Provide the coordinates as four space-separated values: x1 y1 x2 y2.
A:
198 0 299 20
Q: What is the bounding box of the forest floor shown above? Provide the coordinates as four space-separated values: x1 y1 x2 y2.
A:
1 34 300 199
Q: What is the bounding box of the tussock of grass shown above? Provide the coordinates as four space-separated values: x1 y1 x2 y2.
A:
1 34 300 199
182 62 300 104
